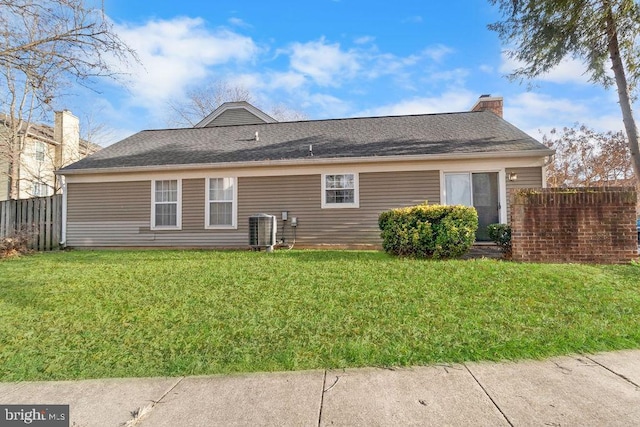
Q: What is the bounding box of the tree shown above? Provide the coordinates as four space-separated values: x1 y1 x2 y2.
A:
489 0 640 184
166 80 307 127
0 0 136 199
542 124 636 187
166 81 253 127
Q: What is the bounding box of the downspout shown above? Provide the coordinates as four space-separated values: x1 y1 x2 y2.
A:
60 176 67 247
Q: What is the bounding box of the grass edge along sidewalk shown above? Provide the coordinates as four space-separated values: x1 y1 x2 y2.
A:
1 249 639 381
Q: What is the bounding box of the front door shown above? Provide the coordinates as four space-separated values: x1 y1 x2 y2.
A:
444 172 500 241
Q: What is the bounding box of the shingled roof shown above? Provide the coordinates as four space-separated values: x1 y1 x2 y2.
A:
61 110 552 173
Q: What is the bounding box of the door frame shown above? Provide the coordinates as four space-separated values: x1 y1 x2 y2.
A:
439 168 507 224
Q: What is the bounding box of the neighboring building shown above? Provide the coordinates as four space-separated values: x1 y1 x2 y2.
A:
59 96 554 248
0 110 100 200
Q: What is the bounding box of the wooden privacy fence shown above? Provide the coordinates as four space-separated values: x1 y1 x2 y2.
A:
0 195 63 251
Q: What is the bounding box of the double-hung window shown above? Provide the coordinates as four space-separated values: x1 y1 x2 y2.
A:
152 179 181 229
35 142 46 162
206 177 236 228
32 181 46 197
322 173 359 208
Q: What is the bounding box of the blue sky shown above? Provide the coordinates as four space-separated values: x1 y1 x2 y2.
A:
58 0 627 145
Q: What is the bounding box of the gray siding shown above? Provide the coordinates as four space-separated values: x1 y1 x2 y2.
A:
205 109 267 127
67 181 150 222
505 166 543 221
65 167 545 247
66 170 440 248
183 178 205 231
237 171 439 245
67 181 151 246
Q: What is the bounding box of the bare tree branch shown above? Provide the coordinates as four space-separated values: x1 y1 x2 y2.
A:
0 0 137 199
165 80 307 127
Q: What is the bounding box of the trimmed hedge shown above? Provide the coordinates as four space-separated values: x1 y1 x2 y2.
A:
378 202 478 259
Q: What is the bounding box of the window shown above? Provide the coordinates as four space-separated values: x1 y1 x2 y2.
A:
206 177 236 228
35 142 46 162
322 173 359 208
32 181 46 197
444 173 472 206
152 179 181 229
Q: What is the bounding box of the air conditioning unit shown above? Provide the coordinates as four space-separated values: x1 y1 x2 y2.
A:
248 214 277 251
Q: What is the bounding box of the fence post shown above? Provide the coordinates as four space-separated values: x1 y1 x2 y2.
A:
0 200 5 237
53 194 61 248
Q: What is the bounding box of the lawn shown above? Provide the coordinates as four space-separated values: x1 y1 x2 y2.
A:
1 250 639 381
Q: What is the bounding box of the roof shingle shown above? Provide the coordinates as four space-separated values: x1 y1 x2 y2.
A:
62 111 551 172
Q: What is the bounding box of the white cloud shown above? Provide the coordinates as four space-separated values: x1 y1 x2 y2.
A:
588 114 624 132
427 68 470 86
267 71 308 91
114 17 258 108
499 53 591 85
354 36 375 45
479 64 494 74
289 38 360 86
501 92 626 138
507 93 576 136
358 90 477 117
298 93 352 118
364 44 457 83
505 92 587 127
228 17 251 28
223 73 264 92
421 45 454 63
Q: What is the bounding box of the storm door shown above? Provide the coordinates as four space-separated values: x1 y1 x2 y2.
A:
444 172 500 241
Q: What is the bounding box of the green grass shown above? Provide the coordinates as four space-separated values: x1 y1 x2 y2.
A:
1 250 639 381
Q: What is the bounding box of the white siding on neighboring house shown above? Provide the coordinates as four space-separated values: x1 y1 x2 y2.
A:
0 109 92 200
0 157 8 201
18 138 56 199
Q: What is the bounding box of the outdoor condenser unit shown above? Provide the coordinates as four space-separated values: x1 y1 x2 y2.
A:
248 213 277 251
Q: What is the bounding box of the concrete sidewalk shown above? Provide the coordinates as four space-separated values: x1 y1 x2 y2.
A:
1 350 639 427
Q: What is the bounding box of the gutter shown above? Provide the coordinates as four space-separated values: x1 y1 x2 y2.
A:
60 179 67 247
56 149 556 177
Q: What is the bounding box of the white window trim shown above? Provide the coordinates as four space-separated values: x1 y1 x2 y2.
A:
151 179 182 230
32 181 48 197
35 141 46 162
33 182 42 197
321 172 360 209
440 169 506 224
205 177 238 229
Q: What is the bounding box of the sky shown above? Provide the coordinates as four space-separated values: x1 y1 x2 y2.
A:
55 0 629 146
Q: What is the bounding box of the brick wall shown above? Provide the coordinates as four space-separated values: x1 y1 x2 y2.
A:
510 187 638 264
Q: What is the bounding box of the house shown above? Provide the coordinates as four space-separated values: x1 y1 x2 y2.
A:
58 96 554 248
0 110 100 200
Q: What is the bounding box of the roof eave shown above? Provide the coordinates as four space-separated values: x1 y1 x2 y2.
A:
57 149 555 176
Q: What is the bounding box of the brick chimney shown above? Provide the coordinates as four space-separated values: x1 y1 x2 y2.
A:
54 110 80 168
471 94 503 117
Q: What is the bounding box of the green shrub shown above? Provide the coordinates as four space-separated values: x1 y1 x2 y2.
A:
487 223 511 257
378 202 478 259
